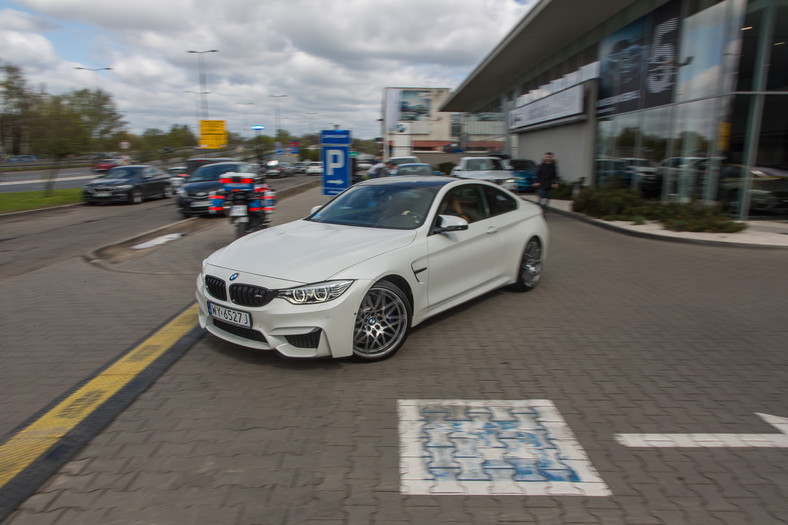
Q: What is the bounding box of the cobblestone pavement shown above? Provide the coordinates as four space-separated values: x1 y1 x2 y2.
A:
2 187 787 524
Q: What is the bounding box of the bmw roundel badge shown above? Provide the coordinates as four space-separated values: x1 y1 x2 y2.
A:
229 273 239 281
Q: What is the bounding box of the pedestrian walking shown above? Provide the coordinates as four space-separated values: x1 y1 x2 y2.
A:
367 156 386 178
533 152 559 210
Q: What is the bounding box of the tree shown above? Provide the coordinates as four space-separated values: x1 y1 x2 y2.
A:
0 63 35 156
64 88 126 152
34 94 90 194
165 125 197 149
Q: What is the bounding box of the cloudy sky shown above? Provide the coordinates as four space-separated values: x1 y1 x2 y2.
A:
0 0 535 139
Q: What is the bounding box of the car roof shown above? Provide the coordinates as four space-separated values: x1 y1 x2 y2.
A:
358 175 458 189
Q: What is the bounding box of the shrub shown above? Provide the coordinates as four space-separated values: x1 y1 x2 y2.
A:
571 186 746 233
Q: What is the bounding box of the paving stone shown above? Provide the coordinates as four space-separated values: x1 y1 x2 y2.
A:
3 198 788 524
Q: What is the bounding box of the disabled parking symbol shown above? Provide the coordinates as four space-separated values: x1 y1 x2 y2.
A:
398 399 610 496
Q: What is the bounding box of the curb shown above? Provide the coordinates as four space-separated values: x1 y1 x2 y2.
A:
84 179 323 271
545 203 788 250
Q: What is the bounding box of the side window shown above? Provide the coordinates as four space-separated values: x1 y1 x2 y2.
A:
438 185 489 223
483 185 518 216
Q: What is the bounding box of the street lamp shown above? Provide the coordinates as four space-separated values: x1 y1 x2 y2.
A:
251 125 266 179
186 49 218 120
269 94 287 136
185 90 210 139
237 102 254 138
74 67 112 152
74 66 112 91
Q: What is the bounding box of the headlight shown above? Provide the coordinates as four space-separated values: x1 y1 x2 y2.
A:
278 280 353 304
177 188 187 196
116 184 133 190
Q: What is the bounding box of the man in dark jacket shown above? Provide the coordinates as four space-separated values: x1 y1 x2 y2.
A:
533 152 558 210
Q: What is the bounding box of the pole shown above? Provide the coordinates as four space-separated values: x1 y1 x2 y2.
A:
187 50 218 120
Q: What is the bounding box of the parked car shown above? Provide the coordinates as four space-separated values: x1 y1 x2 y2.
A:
265 160 291 178
185 157 237 177
196 176 548 361
506 158 538 192
450 156 518 191
292 161 309 174
167 166 188 188
618 157 660 197
391 163 435 176
83 165 173 204
389 156 420 167
92 158 121 173
176 161 260 217
595 159 634 187
7 155 38 162
305 162 323 175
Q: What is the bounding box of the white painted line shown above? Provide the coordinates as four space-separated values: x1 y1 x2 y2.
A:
0 175 96 186
398 399 611 496
615 413 788 448
132 233 184 250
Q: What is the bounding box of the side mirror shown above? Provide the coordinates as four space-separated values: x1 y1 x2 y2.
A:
433 214 469 234
310 205 323 215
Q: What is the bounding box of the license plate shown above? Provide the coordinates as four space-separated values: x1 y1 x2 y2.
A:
94 192 112 197
229 205 248 217
207 302 251 327
191 201 209 207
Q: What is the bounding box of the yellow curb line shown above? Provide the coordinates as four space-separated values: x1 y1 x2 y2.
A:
0 304 198 489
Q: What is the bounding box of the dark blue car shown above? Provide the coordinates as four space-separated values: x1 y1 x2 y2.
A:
507 159 538 192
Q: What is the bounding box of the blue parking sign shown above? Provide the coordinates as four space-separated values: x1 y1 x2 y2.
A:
320 130 351 196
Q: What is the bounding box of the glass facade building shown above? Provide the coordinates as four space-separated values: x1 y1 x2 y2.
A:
443 0 788 220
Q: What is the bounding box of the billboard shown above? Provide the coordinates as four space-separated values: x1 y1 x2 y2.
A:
384 88 443 135
597 0 681 117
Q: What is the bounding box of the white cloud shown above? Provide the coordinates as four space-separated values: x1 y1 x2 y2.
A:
6 0 536 137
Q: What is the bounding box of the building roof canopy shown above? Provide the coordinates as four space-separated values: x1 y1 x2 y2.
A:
440 0 637 112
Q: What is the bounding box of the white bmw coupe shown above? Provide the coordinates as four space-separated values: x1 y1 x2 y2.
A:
196 176 548 361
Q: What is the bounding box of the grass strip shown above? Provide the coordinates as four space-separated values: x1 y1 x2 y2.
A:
0 189 83 214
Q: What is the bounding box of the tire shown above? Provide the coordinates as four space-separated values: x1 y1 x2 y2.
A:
130 188 143 204
162 184 174 199
353 280 411 361
512 237 542 292
234 221 247 239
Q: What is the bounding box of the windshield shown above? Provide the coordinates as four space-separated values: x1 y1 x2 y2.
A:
189 164 243 182
309 184 439 229
397 165 433 176
101 167 140 179
466 158 503 171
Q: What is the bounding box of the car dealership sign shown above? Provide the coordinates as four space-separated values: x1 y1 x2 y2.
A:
509 84 584 131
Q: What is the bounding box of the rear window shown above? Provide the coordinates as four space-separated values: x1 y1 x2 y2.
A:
189 163 250 182
186 158 235 175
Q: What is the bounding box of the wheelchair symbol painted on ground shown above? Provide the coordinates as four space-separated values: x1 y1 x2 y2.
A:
398 399 611 496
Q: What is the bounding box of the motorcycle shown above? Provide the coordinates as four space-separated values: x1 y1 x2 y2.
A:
210 173 276 238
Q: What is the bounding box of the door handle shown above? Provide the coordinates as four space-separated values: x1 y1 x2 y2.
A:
486 226 499 234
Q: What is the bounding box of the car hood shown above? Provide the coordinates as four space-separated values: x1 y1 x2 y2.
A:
206 219 417 283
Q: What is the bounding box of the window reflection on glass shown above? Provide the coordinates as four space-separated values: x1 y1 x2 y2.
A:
662 99 717 202
767 6 788 91
639 106 672 199
676 1 728 101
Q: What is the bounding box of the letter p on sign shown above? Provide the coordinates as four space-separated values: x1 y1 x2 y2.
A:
327 150 344 175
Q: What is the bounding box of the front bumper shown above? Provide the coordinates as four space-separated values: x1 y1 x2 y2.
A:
177 196 215 215
196 268 369 359
83 188 132 203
